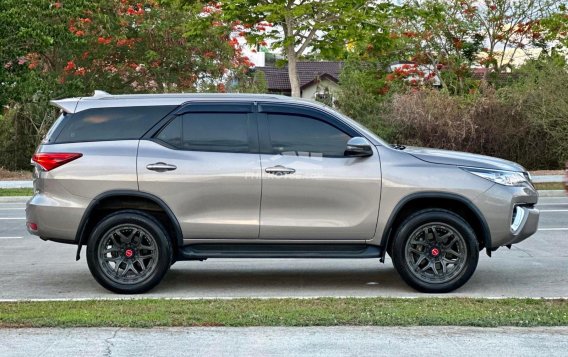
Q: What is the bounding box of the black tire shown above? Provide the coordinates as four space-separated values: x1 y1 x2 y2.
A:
391 209 479 293
86 210 172 294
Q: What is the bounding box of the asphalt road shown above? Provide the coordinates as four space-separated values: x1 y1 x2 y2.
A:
1 326 567 357
0 196 567 300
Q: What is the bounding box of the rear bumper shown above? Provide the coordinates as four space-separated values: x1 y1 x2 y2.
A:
26 193 89 243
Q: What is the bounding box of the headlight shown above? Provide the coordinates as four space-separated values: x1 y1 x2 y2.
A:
461 167 528 186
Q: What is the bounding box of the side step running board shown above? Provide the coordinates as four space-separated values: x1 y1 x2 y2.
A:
177 244 382 260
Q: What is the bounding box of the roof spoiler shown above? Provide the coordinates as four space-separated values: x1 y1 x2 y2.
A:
49 90 110 113
49 97 80 113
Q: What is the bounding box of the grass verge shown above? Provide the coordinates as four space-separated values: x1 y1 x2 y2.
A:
1 298 567 328
534 182 565 190
0 188 33 196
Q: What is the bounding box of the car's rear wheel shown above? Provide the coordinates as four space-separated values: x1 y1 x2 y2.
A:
86 210 172 294
392 209 479 293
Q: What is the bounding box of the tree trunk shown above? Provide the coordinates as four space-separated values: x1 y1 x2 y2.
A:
284 12 301 98
286 45 301 97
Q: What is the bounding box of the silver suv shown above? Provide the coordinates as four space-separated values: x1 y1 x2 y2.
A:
26 91 539 294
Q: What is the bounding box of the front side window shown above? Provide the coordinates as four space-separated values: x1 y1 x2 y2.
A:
267 114 351 157
156 113 251 153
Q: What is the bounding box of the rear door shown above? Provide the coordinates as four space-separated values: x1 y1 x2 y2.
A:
137 102 262 240
257 103 382 241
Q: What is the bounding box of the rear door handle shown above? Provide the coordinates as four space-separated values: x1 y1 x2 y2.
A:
146 162 177 172
265 165 296 176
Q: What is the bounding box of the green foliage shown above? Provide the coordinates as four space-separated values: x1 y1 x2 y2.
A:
499 56 568 166
335 61 398 142
0 0 250 170
0 1 566 171
222 0 373 56
382 73 567 170
222 0 379 96
232 69 268 94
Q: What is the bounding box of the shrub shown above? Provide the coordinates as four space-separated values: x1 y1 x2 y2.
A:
498 57 568 168
384 86 560 170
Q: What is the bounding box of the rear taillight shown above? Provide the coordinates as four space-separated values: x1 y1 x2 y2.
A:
32 153 82 171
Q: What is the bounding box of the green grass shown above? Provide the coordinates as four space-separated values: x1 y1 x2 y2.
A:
534 182 565 190
0 298 567 328
0 188 33 196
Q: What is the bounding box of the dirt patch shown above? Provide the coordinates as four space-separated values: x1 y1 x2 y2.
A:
0 168 32 180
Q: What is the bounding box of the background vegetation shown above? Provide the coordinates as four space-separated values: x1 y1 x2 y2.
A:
1 0 567 170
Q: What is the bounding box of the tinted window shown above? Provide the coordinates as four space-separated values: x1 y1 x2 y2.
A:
55 106 175 143
267 114 351 157
156 113 251 153
43 113 66 143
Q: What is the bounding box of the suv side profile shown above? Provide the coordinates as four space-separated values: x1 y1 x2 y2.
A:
26 91 539 294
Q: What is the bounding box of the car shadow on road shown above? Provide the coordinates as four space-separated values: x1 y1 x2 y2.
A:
154 261 414 296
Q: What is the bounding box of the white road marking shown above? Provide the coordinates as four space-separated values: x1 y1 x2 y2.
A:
539 210 568 212
537 203 568 206
538 228 568 231
0 217 25 220
0 236 23 239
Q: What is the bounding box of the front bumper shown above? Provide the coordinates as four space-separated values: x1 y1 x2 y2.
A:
474 183 539 248
507 205 539 245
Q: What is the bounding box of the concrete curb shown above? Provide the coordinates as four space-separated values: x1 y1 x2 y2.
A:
0 180 33 188
532 175 564 183
0 196 30 202
538 190 566 197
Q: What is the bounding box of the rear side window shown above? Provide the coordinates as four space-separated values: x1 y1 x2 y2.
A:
156 113 252 153
53 106 175 143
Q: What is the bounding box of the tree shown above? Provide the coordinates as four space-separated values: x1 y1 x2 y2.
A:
370 0 567 94
398 1 566 71
223 0 374 97
0 0 253 169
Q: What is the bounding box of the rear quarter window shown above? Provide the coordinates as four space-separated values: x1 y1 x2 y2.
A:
53 106 175 143
43 113 67 143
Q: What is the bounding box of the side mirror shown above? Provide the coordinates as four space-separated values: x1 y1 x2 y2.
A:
345 137 373 157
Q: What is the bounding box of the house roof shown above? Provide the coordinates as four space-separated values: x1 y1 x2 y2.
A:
256 61 343 91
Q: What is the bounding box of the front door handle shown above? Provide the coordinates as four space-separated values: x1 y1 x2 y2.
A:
146 162 177 172
265 165 296 176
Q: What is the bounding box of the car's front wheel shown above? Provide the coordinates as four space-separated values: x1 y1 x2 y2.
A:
86 210 172 294
392 209 479 293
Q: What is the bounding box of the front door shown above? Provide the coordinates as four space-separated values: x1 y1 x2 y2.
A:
258 106 382 241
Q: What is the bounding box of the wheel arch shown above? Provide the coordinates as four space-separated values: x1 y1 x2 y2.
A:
380 192 492 258
74 190 183 260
